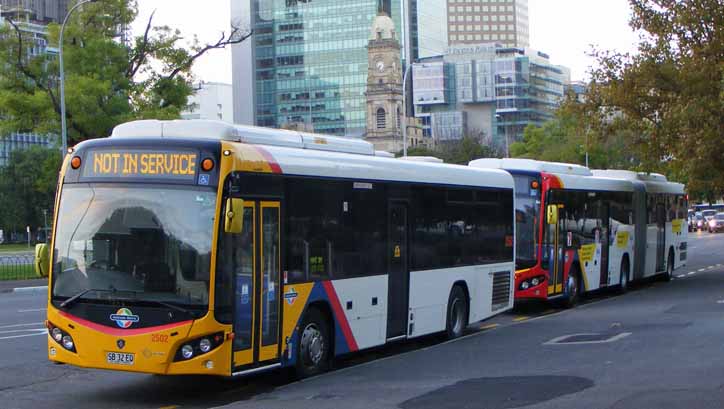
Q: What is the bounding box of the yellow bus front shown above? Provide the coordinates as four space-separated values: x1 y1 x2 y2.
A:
46 138 232 376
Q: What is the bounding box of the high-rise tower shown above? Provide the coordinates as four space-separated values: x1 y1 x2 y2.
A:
446 0 529 48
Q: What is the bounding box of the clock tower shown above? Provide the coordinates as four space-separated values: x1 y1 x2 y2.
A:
365 12 403 152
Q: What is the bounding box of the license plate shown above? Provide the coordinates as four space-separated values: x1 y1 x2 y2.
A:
106 352 135 365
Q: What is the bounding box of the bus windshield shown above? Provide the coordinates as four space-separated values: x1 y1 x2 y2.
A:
513 175 540 270
51 184 217 310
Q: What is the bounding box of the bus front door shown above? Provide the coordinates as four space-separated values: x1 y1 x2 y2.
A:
600 203 610 286
656 203 666 272
387 202 409 339
547 205 565 296
232 200 282 370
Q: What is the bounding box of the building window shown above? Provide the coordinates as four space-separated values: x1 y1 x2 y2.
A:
377 108 386 129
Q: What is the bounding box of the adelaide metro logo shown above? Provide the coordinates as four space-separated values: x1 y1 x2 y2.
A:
110 308 140 328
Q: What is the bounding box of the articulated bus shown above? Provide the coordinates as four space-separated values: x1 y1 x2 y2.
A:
45 120 515 377
469 159 687 306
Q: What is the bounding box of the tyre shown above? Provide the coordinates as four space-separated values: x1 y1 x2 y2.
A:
618 257 630 294
562 268 581 309
445 285 469 339
295 307 331 378
663 249 675 282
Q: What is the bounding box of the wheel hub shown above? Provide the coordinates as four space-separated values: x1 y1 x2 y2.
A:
301 324 324 365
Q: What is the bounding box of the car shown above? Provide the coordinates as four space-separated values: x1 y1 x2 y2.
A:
707 213 724 233
688 210 696 232
693 212 705 231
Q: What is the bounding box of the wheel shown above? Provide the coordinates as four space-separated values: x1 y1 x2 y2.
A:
295 308 330 378
663 250 674 281
445 285 469 339
562 268 581 309
618 257 630 294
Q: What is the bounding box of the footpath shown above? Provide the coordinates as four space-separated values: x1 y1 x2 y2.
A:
0 278 48 294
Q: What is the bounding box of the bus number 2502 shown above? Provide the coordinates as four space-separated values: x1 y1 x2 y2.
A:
151 334 168 343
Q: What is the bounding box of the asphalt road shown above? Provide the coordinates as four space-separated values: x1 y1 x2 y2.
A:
0 231 723 409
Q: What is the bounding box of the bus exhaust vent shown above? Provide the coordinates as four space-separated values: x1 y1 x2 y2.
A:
491 271 512 311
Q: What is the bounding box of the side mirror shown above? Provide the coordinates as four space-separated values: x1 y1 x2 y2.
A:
35 243 49 278
546 204 559 225
224 198 244 234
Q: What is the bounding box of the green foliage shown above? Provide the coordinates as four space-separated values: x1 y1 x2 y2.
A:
0 146 61 235
586 0 724 200
0 0 250 144
402 136 499 164
510 94 642 170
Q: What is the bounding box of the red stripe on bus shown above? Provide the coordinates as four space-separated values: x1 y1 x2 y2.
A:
58 311 192 337
254 146 282 174
321 281 359 352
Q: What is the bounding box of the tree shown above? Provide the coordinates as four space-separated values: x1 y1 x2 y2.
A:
0 146 61 236
0 0 251 144
402 136 499 164
585 0 724 200
510 93 643 170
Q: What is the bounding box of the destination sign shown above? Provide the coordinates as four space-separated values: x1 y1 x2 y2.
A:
82 149 198 181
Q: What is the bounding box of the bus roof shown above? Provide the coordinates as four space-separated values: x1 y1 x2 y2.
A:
592 170 685 194
107 120 513 190
469 158 593 176
111 119 381 157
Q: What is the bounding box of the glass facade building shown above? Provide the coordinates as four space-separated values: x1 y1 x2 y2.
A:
412 44 569 147
232 0 448 137
0 132 56 167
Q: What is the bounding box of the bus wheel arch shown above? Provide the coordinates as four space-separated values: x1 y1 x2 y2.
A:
295 302 333 378
445 282 469 339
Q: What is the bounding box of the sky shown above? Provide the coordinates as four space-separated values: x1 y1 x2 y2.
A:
132 0 640 84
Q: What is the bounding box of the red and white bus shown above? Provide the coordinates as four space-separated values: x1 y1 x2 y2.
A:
469 159 687 306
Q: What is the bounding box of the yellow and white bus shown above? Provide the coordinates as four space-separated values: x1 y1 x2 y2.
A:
45 120 515 377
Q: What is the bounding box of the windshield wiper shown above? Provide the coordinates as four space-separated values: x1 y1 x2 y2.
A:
59 288 108 308
142 299 192 315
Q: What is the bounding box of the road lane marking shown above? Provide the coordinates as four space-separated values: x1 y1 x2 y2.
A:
513 316 529 322
0 322 43 329
0 328 44 334
0 328 46 340
676 274 687 278
479 323 499 330
544 332 632 345
158 406 179 409
18 308 46 313
708 266 715 269
698 268 706 272
688 272 696 275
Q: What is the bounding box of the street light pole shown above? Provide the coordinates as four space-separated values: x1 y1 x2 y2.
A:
59 0 97 156
402 63 412 157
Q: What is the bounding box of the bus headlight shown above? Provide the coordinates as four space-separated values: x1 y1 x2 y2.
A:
51 327 63 342
47 321 76 353
181 345 194 360
531 277 540 286
62 335 74 350
199 338 212 353
520 281 530 290
174 332 224 362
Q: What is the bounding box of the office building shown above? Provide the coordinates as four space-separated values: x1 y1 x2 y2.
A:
447 0 529 48
412 44 569 150
0 0 68 24
181 82 234 122
231 0 448 137
0 132 56 166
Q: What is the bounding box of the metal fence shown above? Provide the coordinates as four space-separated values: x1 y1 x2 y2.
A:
0 254 37 281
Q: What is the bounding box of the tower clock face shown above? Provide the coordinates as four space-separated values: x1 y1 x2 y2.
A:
376 60 385 72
